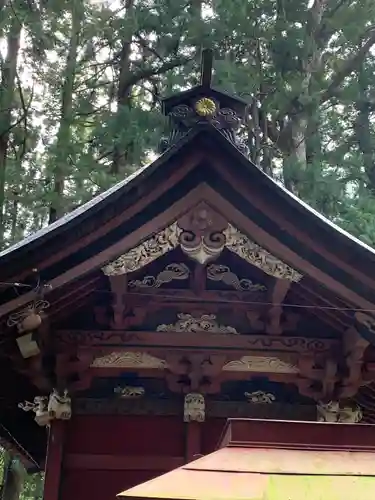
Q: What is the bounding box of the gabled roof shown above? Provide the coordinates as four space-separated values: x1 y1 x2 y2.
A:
1 124 375 346
1 125 375 265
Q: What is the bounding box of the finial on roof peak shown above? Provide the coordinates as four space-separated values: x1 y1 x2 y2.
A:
200 48 214 88
159 49 249 155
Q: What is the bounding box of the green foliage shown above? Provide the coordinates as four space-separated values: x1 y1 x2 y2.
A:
0 0 375 245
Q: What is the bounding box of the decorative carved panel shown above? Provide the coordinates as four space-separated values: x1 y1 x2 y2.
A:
206 264 266 292
128 263 190 290
91 351 167 369
102 204 303 282
156 313 239 334
223 356 298 374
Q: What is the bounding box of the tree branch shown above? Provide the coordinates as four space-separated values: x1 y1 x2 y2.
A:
321 28 375 102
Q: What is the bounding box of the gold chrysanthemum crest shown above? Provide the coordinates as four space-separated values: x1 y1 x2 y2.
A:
195 97 217 116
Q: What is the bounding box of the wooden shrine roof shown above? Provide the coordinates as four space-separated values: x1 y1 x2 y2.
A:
3 50 375 466
1 125 375 275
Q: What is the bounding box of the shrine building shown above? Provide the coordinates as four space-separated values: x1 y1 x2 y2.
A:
1 50 375 500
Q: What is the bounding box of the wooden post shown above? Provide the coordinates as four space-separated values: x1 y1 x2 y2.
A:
185 422 202 463
43 421 65 500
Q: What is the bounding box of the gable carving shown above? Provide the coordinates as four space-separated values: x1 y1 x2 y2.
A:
128 263 190 289
102 203 303 282
91 351 166 369
223 356 298 374
156 313 238 334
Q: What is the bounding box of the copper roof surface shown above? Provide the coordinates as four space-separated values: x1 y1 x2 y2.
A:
118 419 375 500
118 451 375 500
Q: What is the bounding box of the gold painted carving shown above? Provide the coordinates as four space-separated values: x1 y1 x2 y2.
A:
114 386 145 398
91 351 167 369
156 313 238 334
224 224 303 282
195 97 217 116
128 263 189 289
101 205 302 282
223 356 298 374
207 264 267 292
244 391 276 404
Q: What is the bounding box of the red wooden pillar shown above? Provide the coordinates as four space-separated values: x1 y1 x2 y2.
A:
43 420 66 500
185 422 202 463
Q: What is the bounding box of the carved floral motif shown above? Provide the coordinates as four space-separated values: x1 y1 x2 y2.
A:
223 356 298 374
244 391 276 404
101 206 303 282
207 264 266 292
184 392 205 422
102 222 181 275
156 313 238 334
224 224 303 282
128 263 190 289
91 351 167 369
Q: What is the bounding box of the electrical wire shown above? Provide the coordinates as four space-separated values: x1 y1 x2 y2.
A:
0 421 39 469
92 288 375 313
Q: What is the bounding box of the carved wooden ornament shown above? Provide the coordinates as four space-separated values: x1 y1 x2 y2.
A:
184 392 205 422
102 204 303 282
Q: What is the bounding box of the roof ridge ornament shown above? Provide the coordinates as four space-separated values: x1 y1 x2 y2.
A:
159 49 249 155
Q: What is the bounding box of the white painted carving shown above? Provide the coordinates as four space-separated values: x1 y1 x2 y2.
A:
48 389 72 421
184 392 205 422
244 391 276 404
101 219 302 282
207 264 267 292
102 222 181 275
223 356 298 374
317 401 363 423
91 351 167 369
224 224 302 282
18 396 50 426
128 263 189 289
156 313 238 334
114 386 145 398
7 300 50 333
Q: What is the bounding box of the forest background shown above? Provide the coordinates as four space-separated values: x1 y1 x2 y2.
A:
2 0 375 497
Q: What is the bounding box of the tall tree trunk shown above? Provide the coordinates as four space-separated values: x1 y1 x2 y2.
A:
0 15 21 246
355 66 375 194
282 0 328 193
111 0 135 175
48 0 83 223
1 454 25 500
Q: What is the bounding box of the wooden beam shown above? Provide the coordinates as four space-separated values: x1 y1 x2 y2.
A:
266 279 291 335
0 184 208 318
64 454 184 471
185 422 202 463
56 329 339 354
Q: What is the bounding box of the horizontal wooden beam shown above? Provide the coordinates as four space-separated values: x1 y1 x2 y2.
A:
55 330 338 354
64 453 184 471
74 398 316 421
